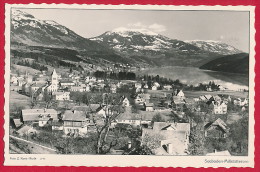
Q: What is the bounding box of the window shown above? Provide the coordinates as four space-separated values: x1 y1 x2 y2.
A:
64 121 73 126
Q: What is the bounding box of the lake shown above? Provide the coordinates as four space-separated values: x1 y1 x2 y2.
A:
138 66 249 91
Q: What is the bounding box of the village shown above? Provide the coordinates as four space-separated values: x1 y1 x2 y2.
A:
9 68 249 156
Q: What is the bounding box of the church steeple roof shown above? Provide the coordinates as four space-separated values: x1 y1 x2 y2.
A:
52 69 57 76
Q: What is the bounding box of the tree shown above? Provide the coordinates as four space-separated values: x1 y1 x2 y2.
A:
10 104 24 118
151 113 164 125
228 115 248 155
89 94 124 154
188 125 205 155
131 145 153 155
141 133 163 154
70 92 83 105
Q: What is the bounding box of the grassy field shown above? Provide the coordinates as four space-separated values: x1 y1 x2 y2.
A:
12 64 41 75
9 91 31 112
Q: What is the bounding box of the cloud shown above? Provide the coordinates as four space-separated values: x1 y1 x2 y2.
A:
148 23 166 32
127 22 145 28
220 35 224 40
126 22 166 33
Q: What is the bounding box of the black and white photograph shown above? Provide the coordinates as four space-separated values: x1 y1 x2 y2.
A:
4 4 255 167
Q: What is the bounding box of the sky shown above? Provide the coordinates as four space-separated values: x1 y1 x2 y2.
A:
18 8 250 52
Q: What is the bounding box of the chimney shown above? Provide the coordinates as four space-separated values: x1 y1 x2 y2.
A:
167 143 173 154
128 141 132 149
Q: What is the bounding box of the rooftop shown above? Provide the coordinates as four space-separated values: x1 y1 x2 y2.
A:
205 118 228 133
63 110 87 121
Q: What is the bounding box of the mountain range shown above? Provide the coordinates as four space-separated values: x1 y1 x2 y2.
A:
11 9 247 72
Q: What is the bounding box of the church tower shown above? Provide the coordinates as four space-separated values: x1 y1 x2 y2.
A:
51 69 59 86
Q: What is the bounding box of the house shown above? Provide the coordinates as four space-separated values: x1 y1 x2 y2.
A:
11 75 18 85
53 91 70 101
17 125 37 137
85 76 96 83
30 83 46 94
139 113 154 128
70 84 90 92
199 95 207 102
204 94 213 101
135 83 142 89
59 80 75 88
110 84 117 93
114 107 141 127
97 79 104 83
173 89 185 99
21 109 58 127
143 84 149 89
153 82 160 88
204 118 229 138
142 122 190 155
134 93 150 104
72 104 101 113
213 95 222 103
62 110 89 135
199 95 212 102
135 87 143 93
10 118 23 129
96 105 114 117
172 96 185 105
206 86 212 92
213 102 227 114
163 85 172 91
234 98 248 106
122 97 130 107
172 96 185 111
218 86 227 91
151 85 158 90
144 103 154 111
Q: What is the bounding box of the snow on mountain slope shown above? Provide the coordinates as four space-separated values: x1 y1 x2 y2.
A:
90 28 201 56
185 40 243 55
12 9 68 34
11 9 111 52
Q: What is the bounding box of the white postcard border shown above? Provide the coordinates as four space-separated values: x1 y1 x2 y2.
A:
4 4 256 167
